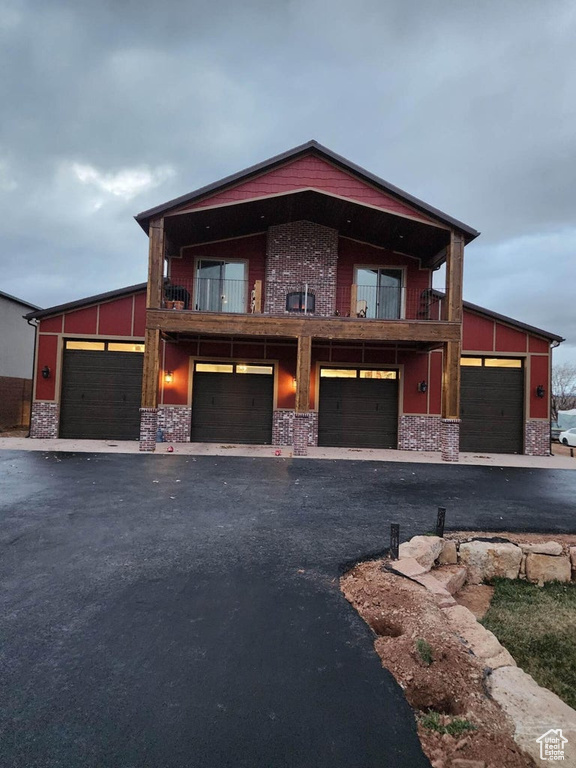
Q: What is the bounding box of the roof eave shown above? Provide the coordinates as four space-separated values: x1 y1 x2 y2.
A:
24 282 147 321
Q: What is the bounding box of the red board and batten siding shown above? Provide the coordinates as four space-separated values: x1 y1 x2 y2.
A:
169 156 436 225
34 292 146 402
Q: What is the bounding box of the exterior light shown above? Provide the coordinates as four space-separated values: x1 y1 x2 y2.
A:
41 366 51 379
292 377 297 390
164 371 173 384
536 385 545 398
417 380 428 393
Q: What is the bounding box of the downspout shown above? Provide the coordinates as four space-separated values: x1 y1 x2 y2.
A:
25 317 39 438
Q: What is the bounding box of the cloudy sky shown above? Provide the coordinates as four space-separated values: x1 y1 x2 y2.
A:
1 0 575 362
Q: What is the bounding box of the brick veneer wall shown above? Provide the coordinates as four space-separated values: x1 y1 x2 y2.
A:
272 409 318 447
30 401 59 438
525 420 551 457
440 418 460 462
158 406 192 443
398 415 441 451
139 407 158 452
265 221 338 316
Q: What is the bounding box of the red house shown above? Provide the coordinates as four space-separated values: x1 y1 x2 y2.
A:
25 141 563 459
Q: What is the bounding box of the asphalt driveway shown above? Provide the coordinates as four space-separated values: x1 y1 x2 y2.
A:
1 451 575 768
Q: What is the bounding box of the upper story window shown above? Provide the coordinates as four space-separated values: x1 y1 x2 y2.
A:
355 267 404 319
195 260 247 313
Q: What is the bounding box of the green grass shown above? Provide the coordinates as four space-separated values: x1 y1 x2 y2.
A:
481 579 576 709
415 638 433 666
419 710 476 736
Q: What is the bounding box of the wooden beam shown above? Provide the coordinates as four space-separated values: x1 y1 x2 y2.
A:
146 310 462 343
441 340 461 419
295 335 312 413
147 218 165 310
141 328 160 408
445 231 464 323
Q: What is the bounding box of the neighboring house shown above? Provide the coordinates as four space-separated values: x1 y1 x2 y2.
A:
0 291 40 430
25 141 563 459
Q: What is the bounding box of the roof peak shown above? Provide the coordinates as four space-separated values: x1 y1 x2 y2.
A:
134 141 479 240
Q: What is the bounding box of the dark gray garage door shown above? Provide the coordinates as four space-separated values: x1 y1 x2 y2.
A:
460 363 524 454
318 369 399 448
60 347 143 440
191 366 274 444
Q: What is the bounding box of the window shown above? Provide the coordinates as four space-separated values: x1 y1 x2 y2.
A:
195 260 246 313
461 357 523 368
196 363 234 373
320 368 358 378
65 341 145 352
108 343 145 353
320 367 398 379
355 268 403 319
236 364 273 375
66 341 105 351
359 370 397 379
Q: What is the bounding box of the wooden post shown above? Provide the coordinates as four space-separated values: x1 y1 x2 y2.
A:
147 218 164 311
442 232 464 419
141 328 160 408
350 283 358 317
253 280 262 313
295 335 312 413
141 217 164 409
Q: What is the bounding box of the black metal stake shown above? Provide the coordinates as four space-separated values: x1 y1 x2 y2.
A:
436 507 446 538
390 524 400 560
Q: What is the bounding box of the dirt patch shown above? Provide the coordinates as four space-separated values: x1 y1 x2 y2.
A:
456 584 495 620
341 559 535 767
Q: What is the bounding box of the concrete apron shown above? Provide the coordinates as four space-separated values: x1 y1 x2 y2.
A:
0 437 574 469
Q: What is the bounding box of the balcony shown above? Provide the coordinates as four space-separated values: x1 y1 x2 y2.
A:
161 278 442 321
149 278 455 344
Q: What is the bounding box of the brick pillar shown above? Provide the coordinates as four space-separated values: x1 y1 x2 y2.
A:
293 413 312 456
139 407 158 452
29 401 59 438
440 418 460 462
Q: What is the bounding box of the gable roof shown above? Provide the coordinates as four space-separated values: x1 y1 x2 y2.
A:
135 140 480 241
24 282 146 320
0 290 41 311
434 290 564 343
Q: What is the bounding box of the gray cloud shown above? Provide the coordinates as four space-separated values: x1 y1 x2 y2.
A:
1 0 575 359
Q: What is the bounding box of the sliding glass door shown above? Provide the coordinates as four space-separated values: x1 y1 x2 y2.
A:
355 268 403 319
195 260 246 313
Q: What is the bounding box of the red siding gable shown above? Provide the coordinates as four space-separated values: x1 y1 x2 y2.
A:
171 155 435 224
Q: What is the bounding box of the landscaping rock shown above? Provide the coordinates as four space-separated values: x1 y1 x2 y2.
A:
458 541 522 584
388 557 427 579
451 760 486 768
433 565 467 595
443 604 507 664
570 546 576 570
483 647 517 670
520 541 563 556
399 535 443 571
438 539 458 565
487 665 576 767
412 572 456 608
525 553 571 584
